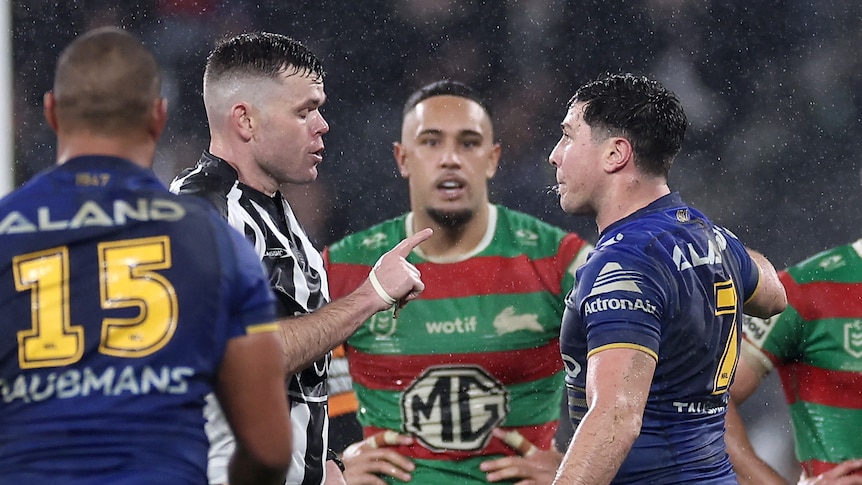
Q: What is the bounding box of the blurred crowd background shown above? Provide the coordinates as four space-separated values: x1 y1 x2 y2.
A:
12 1 862 480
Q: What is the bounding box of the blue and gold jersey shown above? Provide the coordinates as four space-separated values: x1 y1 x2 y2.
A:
560 193 759 484
0 156 276 484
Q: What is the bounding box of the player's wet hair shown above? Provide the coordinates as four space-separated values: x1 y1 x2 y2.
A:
53 27 161 135
569 73 687 177
403 79 492 120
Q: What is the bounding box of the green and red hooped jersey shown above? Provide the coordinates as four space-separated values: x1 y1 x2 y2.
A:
325 205 590 480
742 239 862 477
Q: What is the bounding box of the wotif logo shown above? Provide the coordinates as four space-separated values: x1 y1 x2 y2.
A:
426 316 478 334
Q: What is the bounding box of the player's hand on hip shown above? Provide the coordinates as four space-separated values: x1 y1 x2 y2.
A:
342 431 416 485
799 459 862 485
367 228 432 312
324 460 348 485
480 428 563 484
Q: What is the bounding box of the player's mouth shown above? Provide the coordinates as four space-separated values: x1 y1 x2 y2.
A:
436 177 466 200
310 146 324 163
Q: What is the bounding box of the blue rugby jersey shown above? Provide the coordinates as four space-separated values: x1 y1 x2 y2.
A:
0 156 276 484
560 193 759 484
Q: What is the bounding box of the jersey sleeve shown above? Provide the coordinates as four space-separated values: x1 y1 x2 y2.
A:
578 246 667 361
324 237 382 301
718 226 760 303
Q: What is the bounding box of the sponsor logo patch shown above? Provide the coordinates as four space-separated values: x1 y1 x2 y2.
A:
493 306 542 334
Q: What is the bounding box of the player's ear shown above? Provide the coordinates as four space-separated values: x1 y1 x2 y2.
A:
43 91 59 133
231 102 254 142
393 141 409 178
486 142 501 179
149 97 168 140
604 137 632 174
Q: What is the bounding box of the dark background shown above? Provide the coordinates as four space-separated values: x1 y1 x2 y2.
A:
14 1 862 479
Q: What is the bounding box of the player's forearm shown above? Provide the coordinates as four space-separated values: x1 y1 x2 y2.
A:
276 281 385 375
552 409 639 485
725 400 788 485
278 230 431 374
731 453 788 485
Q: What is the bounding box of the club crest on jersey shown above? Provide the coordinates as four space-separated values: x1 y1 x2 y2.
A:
369 311 397 337
493 306 542 334
844 320 862 358
361 232 388 250
818 254 845 271
515 229 539 246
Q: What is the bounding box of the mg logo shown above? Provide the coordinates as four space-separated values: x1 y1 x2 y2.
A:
401 366 508 451
844 320 862 358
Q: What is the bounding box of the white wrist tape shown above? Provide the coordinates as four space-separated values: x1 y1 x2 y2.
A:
369 269 397 306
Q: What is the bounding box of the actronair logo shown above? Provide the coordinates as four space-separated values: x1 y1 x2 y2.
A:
583 296 658 316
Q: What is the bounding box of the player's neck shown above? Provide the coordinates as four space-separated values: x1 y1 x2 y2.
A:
209 142 279 197
596 179 670 233
56 133 155 169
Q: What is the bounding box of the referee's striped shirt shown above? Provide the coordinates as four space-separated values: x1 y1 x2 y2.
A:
171 151 331 485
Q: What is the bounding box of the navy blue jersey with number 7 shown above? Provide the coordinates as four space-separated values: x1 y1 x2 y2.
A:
0 156 276 484
560 192 760 484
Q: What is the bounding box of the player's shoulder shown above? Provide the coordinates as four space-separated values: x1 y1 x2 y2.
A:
585 220 672 280
327 214 408 263
784 239 862 284
493 204 589 253
170 154 238 200
495 205 569 234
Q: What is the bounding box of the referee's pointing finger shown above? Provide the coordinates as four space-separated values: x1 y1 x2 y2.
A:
394 227 433 256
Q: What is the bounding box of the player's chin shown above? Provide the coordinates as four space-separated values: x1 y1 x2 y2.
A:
559 194 583 214
301 164 319 182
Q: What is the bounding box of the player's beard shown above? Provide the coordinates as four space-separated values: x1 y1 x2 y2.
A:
426 207 474 228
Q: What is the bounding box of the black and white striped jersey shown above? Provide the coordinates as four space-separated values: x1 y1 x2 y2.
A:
171 151 331 485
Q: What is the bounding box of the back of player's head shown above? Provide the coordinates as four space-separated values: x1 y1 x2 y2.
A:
569 73 687 177
52 27 161 136
204 32 325 88
403 80 492 121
